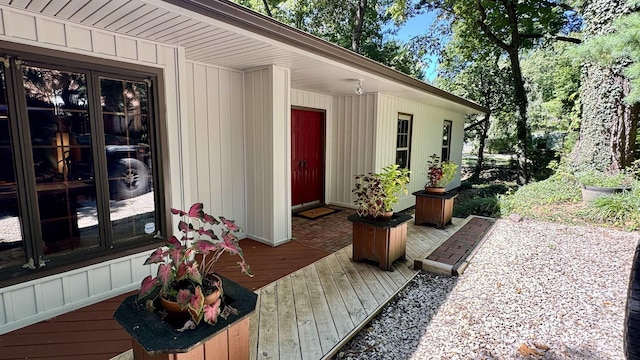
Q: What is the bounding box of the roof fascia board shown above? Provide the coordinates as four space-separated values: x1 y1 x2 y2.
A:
159 0 488 114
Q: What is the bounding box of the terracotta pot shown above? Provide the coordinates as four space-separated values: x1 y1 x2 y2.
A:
159 274 223 314
424 186 446 194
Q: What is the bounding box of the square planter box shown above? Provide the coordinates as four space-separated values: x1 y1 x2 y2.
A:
114 275 257 360
413 190 457 229
348 213 412 271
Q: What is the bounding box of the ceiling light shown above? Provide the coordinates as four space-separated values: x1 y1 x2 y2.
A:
354 79 364 95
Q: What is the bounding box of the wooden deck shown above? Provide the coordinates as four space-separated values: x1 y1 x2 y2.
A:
248 217 465 360
1 208 467 360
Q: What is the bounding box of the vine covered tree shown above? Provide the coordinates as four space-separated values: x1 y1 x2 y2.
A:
571 0 639 171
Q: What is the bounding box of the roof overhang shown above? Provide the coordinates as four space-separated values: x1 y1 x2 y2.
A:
2 0 488 114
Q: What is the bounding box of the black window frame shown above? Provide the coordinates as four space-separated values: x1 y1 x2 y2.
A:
0 43 168 285
442 120 453 162
396 113 413 170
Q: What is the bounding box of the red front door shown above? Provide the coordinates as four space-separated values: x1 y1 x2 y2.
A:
291 109 325 206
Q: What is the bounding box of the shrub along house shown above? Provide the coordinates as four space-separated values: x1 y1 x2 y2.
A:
0 0 486 334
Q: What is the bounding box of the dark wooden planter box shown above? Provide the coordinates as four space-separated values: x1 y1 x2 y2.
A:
413 190 457 229
348 214 412 271
114 275 257 360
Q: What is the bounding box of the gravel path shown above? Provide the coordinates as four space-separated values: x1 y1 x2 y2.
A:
335 218 640 360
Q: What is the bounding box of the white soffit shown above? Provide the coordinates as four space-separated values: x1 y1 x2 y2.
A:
0 0 485 113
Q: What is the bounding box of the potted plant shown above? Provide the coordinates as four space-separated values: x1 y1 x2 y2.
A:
425 153 458 193
352 164 411 219
576 167 635 201
137 202 252 327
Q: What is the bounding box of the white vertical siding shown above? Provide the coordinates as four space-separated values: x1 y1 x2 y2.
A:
0 5 180 335
377 94 467 210
183 61 246 225
328 93 377 207
244 66 291 245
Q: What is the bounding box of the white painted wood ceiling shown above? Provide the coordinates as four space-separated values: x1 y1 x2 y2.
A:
0 0 481 111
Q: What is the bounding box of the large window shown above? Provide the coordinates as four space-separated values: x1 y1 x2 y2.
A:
0 52 164 277
442 120 452 162
396 113 413 169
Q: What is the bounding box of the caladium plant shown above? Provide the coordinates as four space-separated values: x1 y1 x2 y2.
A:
137 202 252 326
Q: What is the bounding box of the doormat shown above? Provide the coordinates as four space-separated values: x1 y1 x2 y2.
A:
295 207 341 220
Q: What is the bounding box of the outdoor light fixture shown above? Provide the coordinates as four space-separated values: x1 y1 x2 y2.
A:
354 79 364 95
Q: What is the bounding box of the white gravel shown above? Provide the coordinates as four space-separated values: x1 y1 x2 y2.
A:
335 218 640 360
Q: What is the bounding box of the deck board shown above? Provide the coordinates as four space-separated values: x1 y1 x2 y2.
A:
290 269 323 360
276 276 301 360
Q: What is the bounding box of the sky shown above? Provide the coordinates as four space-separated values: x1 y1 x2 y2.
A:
389 11 440 82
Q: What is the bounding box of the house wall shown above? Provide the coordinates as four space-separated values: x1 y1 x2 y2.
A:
328 93 378 208
183 61 246 224
376 94 466 211
244 66 292 246
0 6 182 334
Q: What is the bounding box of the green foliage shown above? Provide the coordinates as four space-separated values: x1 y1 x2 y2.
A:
352 164 411 217
453 196 500 218
576 168 636 187
233 0 425 78
578 5 640 104
579 185 640 230
498 173 582 217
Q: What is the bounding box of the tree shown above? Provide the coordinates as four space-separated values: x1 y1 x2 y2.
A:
436 26 515 179
570 0 639 171
391 0 581 184
231 0 426 78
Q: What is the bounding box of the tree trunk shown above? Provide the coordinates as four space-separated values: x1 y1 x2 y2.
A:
507 49 529 184
570 0 638 171
473 113 490 179
352 0 367 53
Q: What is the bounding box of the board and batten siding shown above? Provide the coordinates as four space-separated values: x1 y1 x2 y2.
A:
329 93 377 208
290 89 334 206
244 66 292 246
0 5 180 334
377 94 467 211
184 61 246 226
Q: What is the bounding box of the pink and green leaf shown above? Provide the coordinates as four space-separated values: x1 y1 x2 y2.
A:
138 275 160 299
188 287 205 324
237 260 253 277
218 231 240 255
170 208 186 216
219 216 240 231
166 236 182 249
203 298 221 325
177 289 192 309
143 248 165 265
192 239 216 254
203 214 219 225
187 203 205 220
157 264 173 287
178 220 193 234
196 228 217 240
186 263 202 284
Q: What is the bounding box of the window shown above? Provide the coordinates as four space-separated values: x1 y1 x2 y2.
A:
0 51 164 277
442 120 452 162
396 113 413 169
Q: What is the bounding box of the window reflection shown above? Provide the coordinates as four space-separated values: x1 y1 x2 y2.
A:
0 66 25 269
23 66 99 256
100 78 155 241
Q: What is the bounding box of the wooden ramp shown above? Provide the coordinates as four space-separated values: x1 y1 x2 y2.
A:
249 217 466 360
